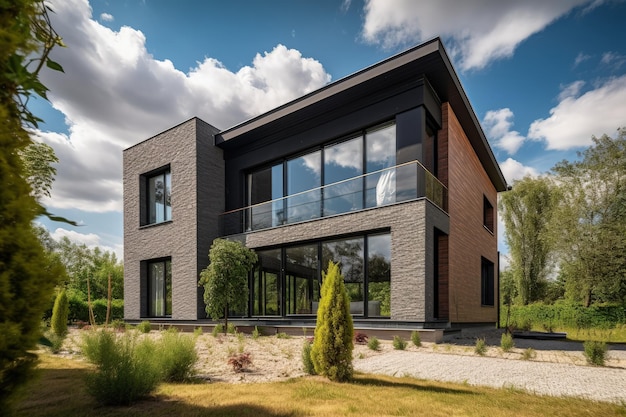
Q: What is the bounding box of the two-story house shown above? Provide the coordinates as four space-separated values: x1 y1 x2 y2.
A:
123 38 507 332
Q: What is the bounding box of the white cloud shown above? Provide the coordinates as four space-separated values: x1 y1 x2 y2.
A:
574 52 591 67
100 12 113 22
499 158 539 184
38 0 331 213
482 108 526 154
528 75 626 150
50 227 123 259
557 80 585 101
361 0 591 71
601 51 626 70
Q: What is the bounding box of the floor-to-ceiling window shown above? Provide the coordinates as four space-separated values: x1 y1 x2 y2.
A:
323 137 363 216
287 151 321 223
367 234 391 317
365 124 396 208
252 249 281 315
148 258 171 317
251 232 390 318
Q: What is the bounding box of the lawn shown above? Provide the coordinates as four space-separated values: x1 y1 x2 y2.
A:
16 354 626 417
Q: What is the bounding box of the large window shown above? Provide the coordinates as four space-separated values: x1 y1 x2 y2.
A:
481 257 495 306
148 258 172 317
146 169 171 225
483 196 494 233
246 122 398 231
251 233 390 318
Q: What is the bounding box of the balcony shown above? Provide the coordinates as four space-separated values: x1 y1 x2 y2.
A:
219 160 447 236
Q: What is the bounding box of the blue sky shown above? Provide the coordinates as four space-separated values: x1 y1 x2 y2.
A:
35 0 626 262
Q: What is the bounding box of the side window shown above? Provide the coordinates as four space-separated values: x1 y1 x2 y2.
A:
142 167 171 225
481 257 494 306
483 196 494 233
147 258 172 317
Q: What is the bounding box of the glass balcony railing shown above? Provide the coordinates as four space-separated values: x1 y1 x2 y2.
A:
219 160 448 236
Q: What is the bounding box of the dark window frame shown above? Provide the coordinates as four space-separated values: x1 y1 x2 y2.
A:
483 196 494 233
141 165 171 226
481 257 495 307
146 257 172 317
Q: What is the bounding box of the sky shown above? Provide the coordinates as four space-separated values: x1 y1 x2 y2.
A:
34 0 626 262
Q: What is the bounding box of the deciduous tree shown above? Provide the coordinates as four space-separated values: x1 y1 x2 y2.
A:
199 239 257 332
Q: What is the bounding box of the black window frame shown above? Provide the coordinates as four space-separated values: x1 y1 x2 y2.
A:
141 165 171 226
481 257 495 307
146 257 172 317
483 196 494 233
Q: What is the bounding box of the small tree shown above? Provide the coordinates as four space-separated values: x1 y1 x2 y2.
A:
311 261 354 382
51 288 69 337
198 239 257 333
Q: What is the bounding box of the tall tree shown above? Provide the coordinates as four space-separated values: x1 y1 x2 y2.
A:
0 0 65 411
199 239 257 332
552 129 626 306
499 176 558 305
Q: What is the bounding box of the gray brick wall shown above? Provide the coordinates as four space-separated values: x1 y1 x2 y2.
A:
123 118 223 321
236 199 449 322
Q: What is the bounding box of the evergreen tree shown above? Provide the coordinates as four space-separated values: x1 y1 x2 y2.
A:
51 289 69 337
311 261 354 382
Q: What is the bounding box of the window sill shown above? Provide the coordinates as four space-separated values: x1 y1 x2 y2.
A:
139 220 173 230
483 225 494 235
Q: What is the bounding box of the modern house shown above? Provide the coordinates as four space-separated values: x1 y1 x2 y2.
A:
123 38 507 332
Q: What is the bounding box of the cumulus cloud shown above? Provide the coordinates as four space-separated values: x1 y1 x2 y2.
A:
38 0 331 213
360 0 591 71
50 227 123 259
499 158 539 184
482 108 526 154
100 12 113 22
528 75 626 150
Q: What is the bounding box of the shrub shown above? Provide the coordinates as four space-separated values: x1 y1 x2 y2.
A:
276 332 291 339
411 331 422 347
228 352 252 373
252 326 260 340
311 261 354 382
474 338 487 356
583 340 607 366
354 332 368 345
393 335 407 350
212 324 222 336
367 336 380 351
500 332 514 352
137 321 151 334
302 341 316 375
81 330 162 405
51 289 69 337
159 328 198 381
110 319 126 332
522 347 536 360
193 327 203 337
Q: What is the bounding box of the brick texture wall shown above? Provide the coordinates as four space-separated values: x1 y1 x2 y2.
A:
123 118 223 321
443 103 499 323
237 199 448 322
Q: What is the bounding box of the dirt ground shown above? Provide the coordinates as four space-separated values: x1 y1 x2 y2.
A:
56 327 626 384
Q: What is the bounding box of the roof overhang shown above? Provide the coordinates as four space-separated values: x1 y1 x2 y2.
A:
216 38 507 192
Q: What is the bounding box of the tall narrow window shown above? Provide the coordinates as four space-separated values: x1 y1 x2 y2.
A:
147 169 171 224
287 151 321 223
483 196 494 233
252 249 281 316
286 245 319 315
324 137 363 216
366 124 396 207
322 238 364 315
148 258 172 317
367 234 391 317
247 163 283 230
481 257 494 306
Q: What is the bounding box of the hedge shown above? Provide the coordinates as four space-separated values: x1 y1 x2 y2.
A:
44 296 124 324
501 301 626 330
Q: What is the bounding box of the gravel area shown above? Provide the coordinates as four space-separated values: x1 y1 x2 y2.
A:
354 332 626 404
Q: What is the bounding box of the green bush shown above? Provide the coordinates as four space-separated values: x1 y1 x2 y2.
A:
159 329 198 382
583 340 608 366
393 335 407 350
474 338 487 356
311 261 354 382
522 347 536 360
500 332 514 352
252 326 261 340
137 321 151 334
81 330 162 405
367 336 380 351
51 289 69 337
411 331 422 347
302 341 316 375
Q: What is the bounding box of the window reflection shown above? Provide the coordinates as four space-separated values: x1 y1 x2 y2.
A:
148 170 171 224
148 259 171 317
286 245 320 315
366 124 396 207
252 249 281 315
322 238 365 315
324 137 363 216
367 234 391 317
287 151 321 223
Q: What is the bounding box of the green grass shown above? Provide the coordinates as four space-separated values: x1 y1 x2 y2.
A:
16 354 626 417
